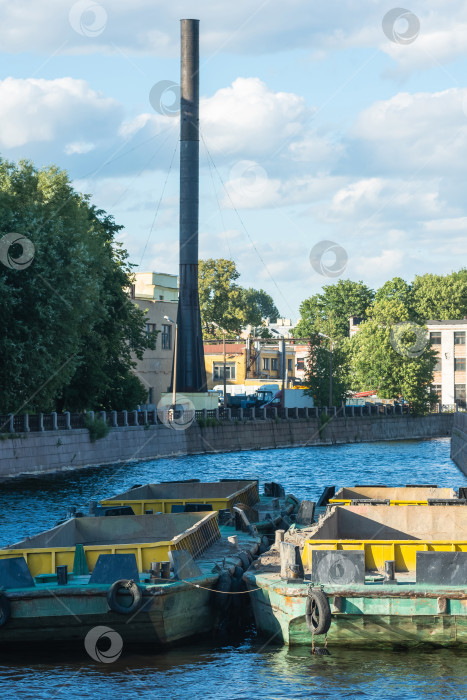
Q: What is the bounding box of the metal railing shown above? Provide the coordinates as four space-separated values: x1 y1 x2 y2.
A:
0 401 456 435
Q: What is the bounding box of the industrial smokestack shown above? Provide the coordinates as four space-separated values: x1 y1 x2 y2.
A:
174 18 207 393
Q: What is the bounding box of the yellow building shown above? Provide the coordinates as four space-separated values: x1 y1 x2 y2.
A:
203 341 296 390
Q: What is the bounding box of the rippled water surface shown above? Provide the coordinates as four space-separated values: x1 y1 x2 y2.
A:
0 437 466 699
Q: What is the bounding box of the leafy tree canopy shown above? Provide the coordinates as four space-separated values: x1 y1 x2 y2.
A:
374 277 413 312
304 332 352 407
241 287 279 324
198 258 279 336
0 159 153 413
350 300 438 414
412 270 467 320
294 279 375 339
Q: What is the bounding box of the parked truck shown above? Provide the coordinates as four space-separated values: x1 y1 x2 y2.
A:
223 384 280 409
263 388 314 409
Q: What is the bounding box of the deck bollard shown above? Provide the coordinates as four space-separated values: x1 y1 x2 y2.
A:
275 529 285 546
279 542 304 581
150 562 161 579
160 561 171 579
384 560 395 584
56 565 68 585
228 535 239 549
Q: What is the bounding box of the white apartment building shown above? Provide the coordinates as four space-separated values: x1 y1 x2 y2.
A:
427 320 467 408
349 316 467 408
129 272 179 408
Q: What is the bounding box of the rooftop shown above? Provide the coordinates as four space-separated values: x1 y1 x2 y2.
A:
426 319 467 325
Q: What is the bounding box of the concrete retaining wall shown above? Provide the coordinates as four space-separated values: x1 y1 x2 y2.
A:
0 413 453 480
450 413 467 477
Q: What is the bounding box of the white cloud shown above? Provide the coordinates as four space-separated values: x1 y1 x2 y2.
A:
64 141 95 155
423 217 467 233
202 78 306 157
353 248 405 277
0 77 120 152
322 177 445 226
1 0 466 77
351 88 467 176
288 132 344 167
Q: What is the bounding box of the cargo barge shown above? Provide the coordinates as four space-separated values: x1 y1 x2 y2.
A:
244 504 467 649
0 481 299 648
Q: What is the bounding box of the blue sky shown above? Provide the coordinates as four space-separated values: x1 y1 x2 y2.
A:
1 0 467 318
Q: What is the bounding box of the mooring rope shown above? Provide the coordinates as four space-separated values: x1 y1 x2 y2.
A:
181 579 262 594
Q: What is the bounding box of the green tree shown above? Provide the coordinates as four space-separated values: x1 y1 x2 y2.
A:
412 271 467 320
350 300 438 414
0 159 154 413
199 258 277 335
304 332 352 407
374 277 413 312
294 280 375 339
241 287 280 323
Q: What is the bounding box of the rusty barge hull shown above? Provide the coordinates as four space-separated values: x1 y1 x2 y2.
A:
244 575 467 648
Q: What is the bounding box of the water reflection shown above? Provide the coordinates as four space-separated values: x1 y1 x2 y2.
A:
0 636 466 699
262 645 467 699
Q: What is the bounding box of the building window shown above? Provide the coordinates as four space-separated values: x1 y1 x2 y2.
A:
161 324 171 350
455 358 466 372
296 358 305 371
287 359 293 373
454 331 466 345
455 384 466 408
430 332 441 345
145 323 156 336
263 358 270 370
431 384 442 399
434 359 442 372
148 388 153 404
213 363 236 380
271 358 278 371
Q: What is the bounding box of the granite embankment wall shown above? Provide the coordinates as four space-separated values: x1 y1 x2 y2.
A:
450 413 467 477
0 413 453 480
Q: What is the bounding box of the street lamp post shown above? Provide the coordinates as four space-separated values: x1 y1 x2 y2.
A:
318 332 333 408
164 315 177 410
212 322 227 407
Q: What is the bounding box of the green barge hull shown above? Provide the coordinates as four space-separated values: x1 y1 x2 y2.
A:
245 574 467 648
0 575 217 647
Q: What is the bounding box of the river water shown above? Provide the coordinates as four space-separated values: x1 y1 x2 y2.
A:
0 437 466 699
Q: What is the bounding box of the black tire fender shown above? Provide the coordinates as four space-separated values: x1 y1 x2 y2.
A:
107 579 143 615
306 588 331 636
0 594 11 627
237 551 250 570
214 571 232 613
